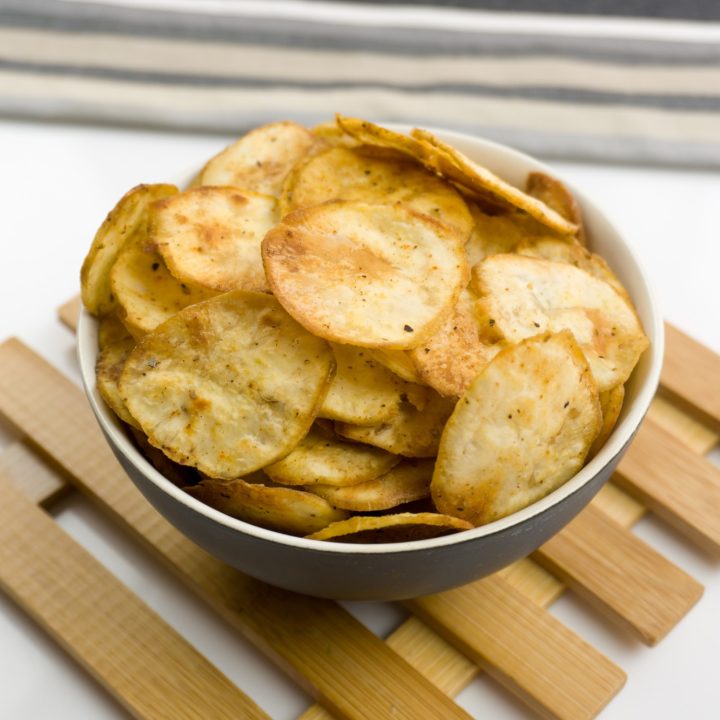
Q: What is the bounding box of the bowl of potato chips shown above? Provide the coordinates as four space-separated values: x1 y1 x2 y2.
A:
77 116 662 600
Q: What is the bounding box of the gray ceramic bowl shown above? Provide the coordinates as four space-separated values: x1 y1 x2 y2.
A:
78 126 663 600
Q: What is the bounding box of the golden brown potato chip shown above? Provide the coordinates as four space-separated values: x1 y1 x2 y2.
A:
263 201 468 349
280 147 473 238
411 129 578 236
81 184 178 315
409 287 500 397
306 512 472 542
336 390 455 458
96 314 138 427
335 114 428 160
119 291 335 478
152 186 278 294
366 349 424 384
187 477 347 535
199 121 320 196
308 458 433 511
320 343 427 425
526 172 585 244
264 426 399 487
589 384 625 458
111 236 216 339
472 254 648 391
432 331 602 525
130 427 198 488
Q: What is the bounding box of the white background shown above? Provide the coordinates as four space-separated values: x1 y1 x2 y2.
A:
0 118 718 719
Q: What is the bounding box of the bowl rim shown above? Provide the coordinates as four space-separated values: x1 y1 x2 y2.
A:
78 125 664 555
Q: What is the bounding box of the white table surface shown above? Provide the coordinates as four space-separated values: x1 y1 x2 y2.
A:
0 118 718 719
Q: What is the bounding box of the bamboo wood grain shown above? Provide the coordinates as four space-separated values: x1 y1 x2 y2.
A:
0 338 470 720
0 441 68 506
0 471 269 720
534 505 703 645
661 323 720 430
615 416 720 555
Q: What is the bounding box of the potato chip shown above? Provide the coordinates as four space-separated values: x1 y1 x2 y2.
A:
306 512 472 542
111 236 216 339
198 121 320 196
81 184 178 315
409 287 500 397
526 172 586 244
280 147 474 238
336 390 455 458
432 331 602 525
119 291 335 478
411 129 578 236
472 254 648 391
320 343 427 425
589 384 625 458
264 426 399 487
335 114 428 160
263 201 468 349
308 458 433 511
187 477 348 535
152 186 278 294
130 427 198 488
366 349 424 384
96 314 138 427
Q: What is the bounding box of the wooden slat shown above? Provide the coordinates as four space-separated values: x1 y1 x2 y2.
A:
407 579 625 720
0 441 68 506
534 505 703 645
616 417 720 555
0 470 269 720
58 295 81 332
662 323 720 431
0 338 470 720
647 395 718 456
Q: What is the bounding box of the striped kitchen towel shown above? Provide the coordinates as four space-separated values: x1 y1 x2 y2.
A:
1 0 720 166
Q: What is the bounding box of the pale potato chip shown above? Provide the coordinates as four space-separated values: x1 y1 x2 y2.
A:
152 186 278 294
526 172 586 244
320 343 427 425
263 201 469 349
264 426 399 487
411 129 578 236
96 314 139 427
432 331 602 525
472 254 648 391
199 121 320 196
367 349 424 384
119 291 335 478
409 287 501 397
111 236 216 339
187 477 348 536
306 512 472 542
81 184 178 315
308 458 433 511
336 390 455 458
516 237 629 301
280 147 474 238
589 384 625 458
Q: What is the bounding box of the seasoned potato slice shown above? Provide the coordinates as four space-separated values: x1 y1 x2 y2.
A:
263 201 468 349
130 427 198 488
526 172 585 244
307 512 472 542
432 331 602 525
81 184 178 315
336 114 428 160
199 121 319 196
96 314 138 427
280 147 473 238
409 287 500 397
187 477 347 535
411 129 578 236
111 237 216 339
589 384 625 458
119 291 335 478
308 458 433 511
264 426 399 487
367 349 424 384
473 254 648 391
152 186 278 294
336 390 455 458
320 343 427 425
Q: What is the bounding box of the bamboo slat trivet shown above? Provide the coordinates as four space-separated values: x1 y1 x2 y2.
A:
0 303 716 719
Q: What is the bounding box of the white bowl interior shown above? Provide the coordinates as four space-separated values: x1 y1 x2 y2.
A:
78 126 664 555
